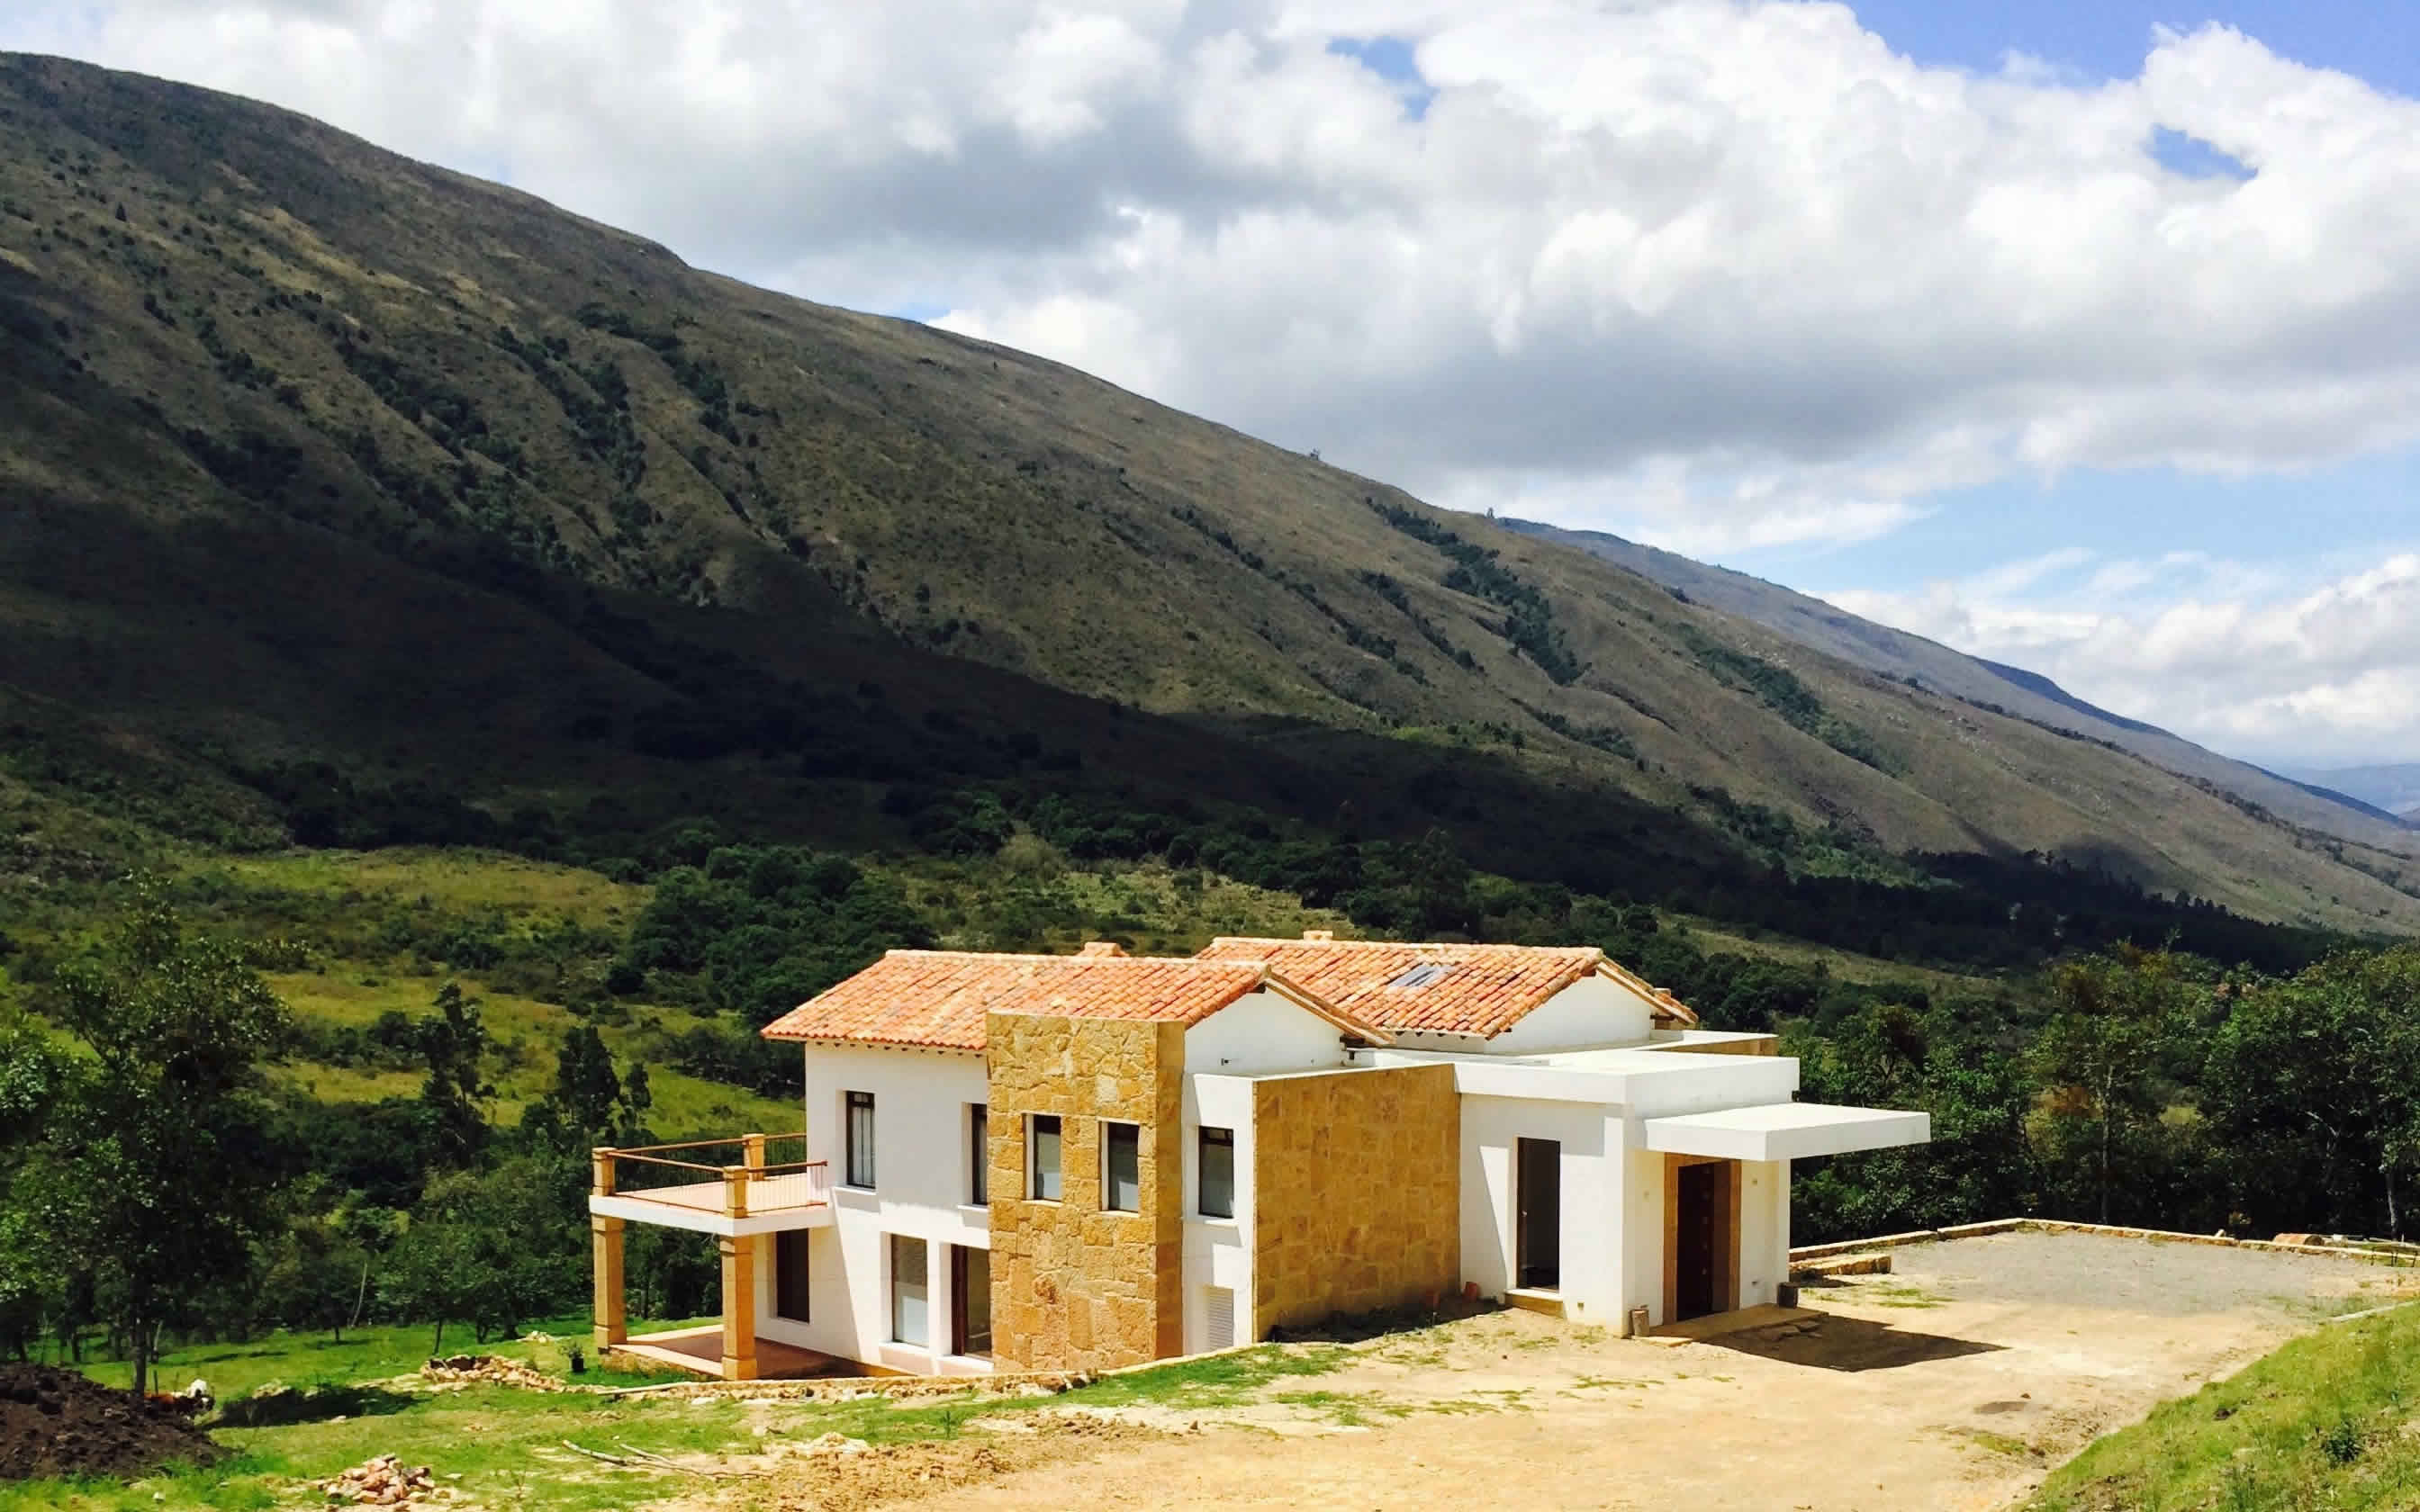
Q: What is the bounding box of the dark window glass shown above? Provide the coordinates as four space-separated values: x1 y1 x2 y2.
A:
774 1229 810 1322
970 1104 989 1205
845 1091 876 1188
1030 1114 1061 1201
1198 1126 1234 1219
1105 1121 1141 1212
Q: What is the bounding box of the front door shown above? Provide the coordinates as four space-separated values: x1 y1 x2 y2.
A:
1515 1138 1561 1290
1675 1161 1730 1319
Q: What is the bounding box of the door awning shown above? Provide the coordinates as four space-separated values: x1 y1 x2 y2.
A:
1643 1103 1929 1163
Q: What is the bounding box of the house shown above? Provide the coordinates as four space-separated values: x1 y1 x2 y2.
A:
587 932 1928 1379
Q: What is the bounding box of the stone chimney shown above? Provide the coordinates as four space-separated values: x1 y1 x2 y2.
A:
1302 930 1335 941
1078 940 1128 958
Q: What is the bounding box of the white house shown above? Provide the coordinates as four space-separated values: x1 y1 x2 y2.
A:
587 932 1928 1377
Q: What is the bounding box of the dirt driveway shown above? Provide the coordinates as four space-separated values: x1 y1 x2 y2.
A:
923 1232 2415 1512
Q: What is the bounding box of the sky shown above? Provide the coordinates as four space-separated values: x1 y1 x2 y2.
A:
6 1 2419 772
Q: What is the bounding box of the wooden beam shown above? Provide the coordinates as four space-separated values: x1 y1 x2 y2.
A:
719 1237 758 1382
591 1216 627 1349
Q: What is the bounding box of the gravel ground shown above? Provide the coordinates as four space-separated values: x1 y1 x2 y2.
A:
757 1230 2420 1512
1878 1229 2406 1318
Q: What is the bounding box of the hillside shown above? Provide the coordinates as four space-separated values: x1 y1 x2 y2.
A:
5 51 2420 938
1499 518 2420 845
2289 764 2420 820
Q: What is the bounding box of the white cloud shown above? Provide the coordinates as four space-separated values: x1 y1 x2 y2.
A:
1828 554 2420 766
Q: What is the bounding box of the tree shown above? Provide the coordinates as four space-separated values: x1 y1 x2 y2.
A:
419 982 493 1168
2031 946 2199 1224
2201 948 2420 1238
10 885 290 1393
548 1025 622 1145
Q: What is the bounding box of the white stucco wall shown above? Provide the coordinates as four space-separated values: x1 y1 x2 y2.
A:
785 1045 993 1372
1482 974 1655 1055
1737 1158 1790 1310
1182 989 1353 1075
1458 1095 1627 1326
1180 1073 1258 1353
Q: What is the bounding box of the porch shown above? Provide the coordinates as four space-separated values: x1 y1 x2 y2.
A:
588 1134 828 1382
607 1324 844 1381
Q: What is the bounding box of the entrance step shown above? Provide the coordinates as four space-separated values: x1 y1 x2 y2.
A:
1648 1303 1817 1343
1504 1287 1567 1318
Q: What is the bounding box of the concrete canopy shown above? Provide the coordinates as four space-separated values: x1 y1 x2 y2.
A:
1642 1103 1930 1163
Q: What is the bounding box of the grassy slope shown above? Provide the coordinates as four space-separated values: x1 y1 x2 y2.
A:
10 1322 1350 1512
2029 1304 2420 1512
12 842 1357 1134
0 53 2415 935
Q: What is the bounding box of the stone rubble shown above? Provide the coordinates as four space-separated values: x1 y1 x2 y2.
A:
315 1454 456 1506
418 1355 565 1392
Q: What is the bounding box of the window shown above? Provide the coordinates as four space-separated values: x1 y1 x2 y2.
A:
889 1234 928 1346
1028 1114 1061 1201
844 1091 876 1189
774 1230 810 1322
969 1103 989 1206
1386 962 1455 990
1198 1126 1234 1219
1103 1121 1141 1212
951 1245 991 1357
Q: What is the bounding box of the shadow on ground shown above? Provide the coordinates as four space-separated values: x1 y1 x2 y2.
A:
1704 1314 2003 1372
213 1382 419 1427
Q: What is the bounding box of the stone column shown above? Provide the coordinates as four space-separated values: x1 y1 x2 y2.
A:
591 1216 627 1349
719 1236 758 1381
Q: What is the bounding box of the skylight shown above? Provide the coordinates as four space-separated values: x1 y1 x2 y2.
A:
1386 962 1454 990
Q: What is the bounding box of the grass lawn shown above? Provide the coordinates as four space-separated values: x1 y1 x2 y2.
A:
2028 1303 2420 1511
13 1325 1350 1512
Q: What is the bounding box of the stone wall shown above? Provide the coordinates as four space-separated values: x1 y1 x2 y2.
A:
1251 1063 1459 1337
984 1012 1185 1371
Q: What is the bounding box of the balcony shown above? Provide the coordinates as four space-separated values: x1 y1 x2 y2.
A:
587 1134 832 1237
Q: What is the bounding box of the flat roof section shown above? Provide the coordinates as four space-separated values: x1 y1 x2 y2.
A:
1643 1103 1930 1163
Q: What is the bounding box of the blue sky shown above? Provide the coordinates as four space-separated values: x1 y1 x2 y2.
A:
8 0 2419 768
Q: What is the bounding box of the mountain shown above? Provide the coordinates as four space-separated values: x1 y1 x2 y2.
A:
5 51 2420 939
2284 765 2420 821
1498 519 2420 846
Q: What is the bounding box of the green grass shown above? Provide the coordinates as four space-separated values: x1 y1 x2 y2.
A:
2029 1304 2420 1511
18 1323 1359 1511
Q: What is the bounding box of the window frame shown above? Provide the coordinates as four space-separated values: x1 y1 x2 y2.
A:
889 1233 928 1347
1196 1124 1235 1220
1027 1113 1062 1202
844 1090 876 1190
1101 1120 1142 1213
968 1102 989 1207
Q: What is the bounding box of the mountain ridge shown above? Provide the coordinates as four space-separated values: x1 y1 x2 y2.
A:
5 51 2419 937
1496 517 2420 845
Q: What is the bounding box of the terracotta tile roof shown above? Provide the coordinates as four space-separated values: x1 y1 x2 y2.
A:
759 947 1387 1050
1196 935 1696 1037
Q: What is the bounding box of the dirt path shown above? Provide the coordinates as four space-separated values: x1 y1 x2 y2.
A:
739 1232 2420 1512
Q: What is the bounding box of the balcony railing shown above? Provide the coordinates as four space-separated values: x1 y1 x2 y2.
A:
591 1133 829 1220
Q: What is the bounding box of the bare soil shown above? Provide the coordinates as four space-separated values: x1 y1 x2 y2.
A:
0 1363 224 1481
721 1231 2420 1512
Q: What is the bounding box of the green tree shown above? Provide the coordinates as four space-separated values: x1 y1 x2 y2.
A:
2032 946 2200 1224
419 981 493 1168
548 1024 622 1144
2202 947 2420 1238
10 886 290 1393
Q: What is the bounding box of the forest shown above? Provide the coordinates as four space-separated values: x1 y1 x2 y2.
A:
4 779 2416 1393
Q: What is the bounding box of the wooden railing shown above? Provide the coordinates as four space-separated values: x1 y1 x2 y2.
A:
592 1133 828 1219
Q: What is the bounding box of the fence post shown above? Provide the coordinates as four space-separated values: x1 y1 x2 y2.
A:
591 1148 616 1197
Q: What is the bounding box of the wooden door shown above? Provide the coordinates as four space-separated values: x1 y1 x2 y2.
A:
1675 1162 1726 1319
1515 1138 1562 1290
